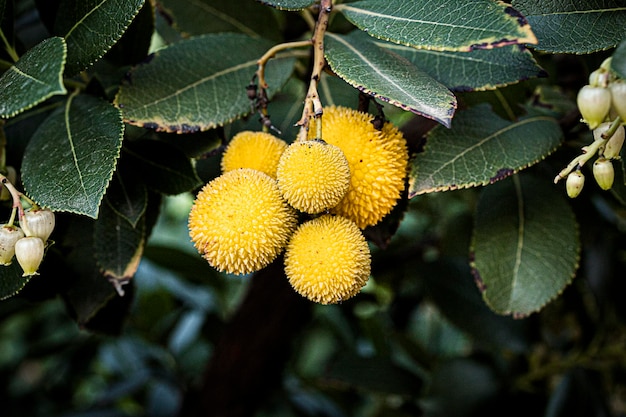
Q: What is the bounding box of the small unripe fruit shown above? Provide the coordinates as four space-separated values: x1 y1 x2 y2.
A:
188 168 297 275
609 80 626 122
221 131 288 179
23 208 55 243
593 158 614 190
577 85 611 129
0 225 24 265
15 236 44 276
284 215 371 304
566 171 585 198
594 122 625 159
277 140 350 214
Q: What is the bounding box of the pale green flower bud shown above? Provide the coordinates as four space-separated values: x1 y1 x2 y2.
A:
566 171 585 198
593 158 615 190
577 85 611 129
15 236 44 276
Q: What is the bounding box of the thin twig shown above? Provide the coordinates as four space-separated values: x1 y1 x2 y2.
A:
296 0 333 142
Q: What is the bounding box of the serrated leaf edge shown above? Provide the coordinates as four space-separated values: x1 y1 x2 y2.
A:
325 32 456 127
408 115 562 197
0 37 68 119
64 0 146 74
335 2 537 52
469 175 581 317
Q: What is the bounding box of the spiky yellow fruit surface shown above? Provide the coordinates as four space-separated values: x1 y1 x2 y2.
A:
189 168 297 275
277 140 350 214
284 215 371 304
311 106 408 228
221 131 288 179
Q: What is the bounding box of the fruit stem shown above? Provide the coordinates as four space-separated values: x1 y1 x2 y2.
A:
555 116 623 183
256 40 313 90
296 0 333 142
6 207 16 228
554 137 606 183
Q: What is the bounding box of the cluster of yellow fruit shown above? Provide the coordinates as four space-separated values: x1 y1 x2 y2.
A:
188 106 408 304
557 57 626 197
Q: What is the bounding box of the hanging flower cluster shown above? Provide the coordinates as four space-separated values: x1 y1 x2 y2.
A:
0 172 55 276
188 107 408 304
556 58 626 197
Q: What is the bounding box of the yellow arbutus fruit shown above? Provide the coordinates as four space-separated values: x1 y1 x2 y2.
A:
284 215 371 304
221 131 288 179
311 106 408 228
188 168 297 275
277 139 350 214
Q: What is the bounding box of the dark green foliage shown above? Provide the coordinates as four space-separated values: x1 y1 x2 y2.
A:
0 1 626 416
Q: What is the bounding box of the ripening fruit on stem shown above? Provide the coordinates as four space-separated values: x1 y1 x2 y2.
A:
0 225 24 265
23 208 55 243
577 85 611 129
188 168 297 275
609 80 626 122
566 171 585 198
284 215 371 304
310 106 409 228
221 131 288 179
15 236 44 276
594 122 625 159
277 139 350 214
593 158 615 190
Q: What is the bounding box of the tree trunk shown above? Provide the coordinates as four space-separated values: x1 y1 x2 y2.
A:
185 258 312 417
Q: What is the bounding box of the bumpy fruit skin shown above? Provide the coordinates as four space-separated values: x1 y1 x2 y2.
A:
221 131 288 179
595 122 626 159
277 140 350 214
284 215 371 304
566 171 585 198
593 158 615 190
311 106 408 229
23 208 55 243
15 236 44 276
0 225 24 265
577 85 611 129
188 168 297 275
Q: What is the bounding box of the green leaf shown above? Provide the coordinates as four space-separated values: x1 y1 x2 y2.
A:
408 104 562 197
57 0 145 75
335 0 537 52
22 94 124 218
611 37 626 79
0 262 34 300
122 139 202 195
512 0 626 54
114 33 296 133
104 0 154 67
104 168 148 228
254 0 314 10
159 0 281 40
378 42 545 91
471 174 580 316
0 37 67 118
94 199 145 296
325 31 456 127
